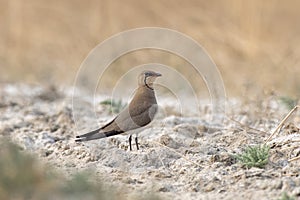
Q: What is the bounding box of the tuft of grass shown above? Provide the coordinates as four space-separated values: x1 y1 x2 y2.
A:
100 99 127 114
279 96 298 110
0 141 54 199
0 140 162 200
234 145 270 168
0 140 112 199
278 192 295 200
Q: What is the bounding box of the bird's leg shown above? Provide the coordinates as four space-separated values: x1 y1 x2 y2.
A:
129 135 132 151
135 136 139 150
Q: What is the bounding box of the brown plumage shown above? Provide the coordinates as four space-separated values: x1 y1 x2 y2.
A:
75 70 161 150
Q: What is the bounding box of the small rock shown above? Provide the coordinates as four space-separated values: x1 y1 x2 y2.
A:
157 185 170 192
204 183 215 192
159 134 179 149
256 180 269 190
63 149 73 156
50 124 60 132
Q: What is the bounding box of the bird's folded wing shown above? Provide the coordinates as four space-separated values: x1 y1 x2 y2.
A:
114 104 158 131
75 102 158 141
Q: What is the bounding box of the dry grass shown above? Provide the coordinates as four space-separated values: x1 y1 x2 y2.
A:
1 0 300 97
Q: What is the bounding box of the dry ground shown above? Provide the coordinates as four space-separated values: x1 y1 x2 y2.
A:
1 84 299 199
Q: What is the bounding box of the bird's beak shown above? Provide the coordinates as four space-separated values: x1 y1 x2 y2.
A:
154 72 162 77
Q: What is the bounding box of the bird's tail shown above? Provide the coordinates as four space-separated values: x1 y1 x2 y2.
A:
75 128 123 142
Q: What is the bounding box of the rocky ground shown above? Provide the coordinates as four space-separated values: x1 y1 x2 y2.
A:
0 84 300 200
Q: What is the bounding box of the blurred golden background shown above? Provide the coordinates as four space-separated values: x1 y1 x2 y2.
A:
1 0 300 97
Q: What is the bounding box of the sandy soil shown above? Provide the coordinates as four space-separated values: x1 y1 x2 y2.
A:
0 84 300 200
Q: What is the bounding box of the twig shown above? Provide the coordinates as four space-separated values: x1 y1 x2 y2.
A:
264 105 299 143
287 139 300 143
280 145 299 151
288 155 300 162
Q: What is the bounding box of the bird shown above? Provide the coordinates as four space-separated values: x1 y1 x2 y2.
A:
75 70 161 150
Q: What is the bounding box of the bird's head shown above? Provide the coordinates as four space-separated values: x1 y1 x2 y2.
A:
138 70 162 89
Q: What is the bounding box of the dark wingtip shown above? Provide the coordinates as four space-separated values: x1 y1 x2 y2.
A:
75 135 80 138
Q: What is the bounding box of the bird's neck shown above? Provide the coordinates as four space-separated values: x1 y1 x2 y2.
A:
138 82 154 90
145 83 154 90
136 85 156 96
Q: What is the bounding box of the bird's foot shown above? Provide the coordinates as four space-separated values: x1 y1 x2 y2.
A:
129 135 133 151
135 136 139 150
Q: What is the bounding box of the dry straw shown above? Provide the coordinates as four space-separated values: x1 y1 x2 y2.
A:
264 105 299 143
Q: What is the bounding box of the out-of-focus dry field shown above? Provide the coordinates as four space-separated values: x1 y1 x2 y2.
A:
1 0 300 97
